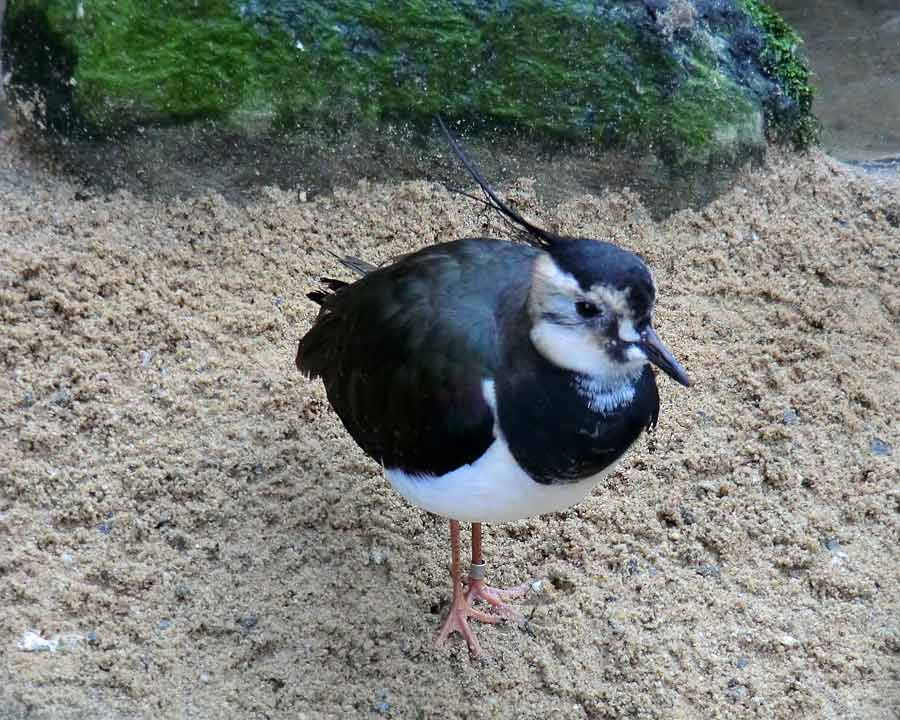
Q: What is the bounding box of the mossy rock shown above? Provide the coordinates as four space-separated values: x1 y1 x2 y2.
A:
2 0 816 168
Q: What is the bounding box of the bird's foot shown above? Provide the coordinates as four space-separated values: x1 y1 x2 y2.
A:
464 575 533 626
434 581 501 656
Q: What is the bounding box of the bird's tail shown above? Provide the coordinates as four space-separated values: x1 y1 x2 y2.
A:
306 254 375 306
307 277 349 306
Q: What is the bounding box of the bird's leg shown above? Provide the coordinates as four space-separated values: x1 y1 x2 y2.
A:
463 523 533 624
434 519 500 656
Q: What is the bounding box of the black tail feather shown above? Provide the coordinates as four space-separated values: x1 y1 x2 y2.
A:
307 276 351 306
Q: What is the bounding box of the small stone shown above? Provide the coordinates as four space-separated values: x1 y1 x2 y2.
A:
86 630 99 645
49 389 71 406
782 409 799 425
139 350 154 367
369 548 388 565
18 631 56 652
174 583 192 601
726 680 748 703
735 656 749 669
780 633 799 648
373 688 390 714
17 631 82 653
530 579 543 593
22 391 35 407
237 614 258 631
697 564 721 579
824 538 848 560
168 533 188 552
61 552 75 566
97 522 112 535
870 438 891 456
158 619 172 630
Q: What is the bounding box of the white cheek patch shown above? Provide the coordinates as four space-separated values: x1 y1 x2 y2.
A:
530 320 648 381
530 321 610 377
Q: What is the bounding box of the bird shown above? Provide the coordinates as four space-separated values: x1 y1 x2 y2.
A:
295 119 691 656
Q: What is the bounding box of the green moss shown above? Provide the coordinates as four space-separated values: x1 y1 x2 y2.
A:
736 0 819 148
5 0 771 161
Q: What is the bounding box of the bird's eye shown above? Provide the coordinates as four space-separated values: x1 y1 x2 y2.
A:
575 301 602 319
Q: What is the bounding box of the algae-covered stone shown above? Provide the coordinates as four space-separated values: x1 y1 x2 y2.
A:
2 0 816 165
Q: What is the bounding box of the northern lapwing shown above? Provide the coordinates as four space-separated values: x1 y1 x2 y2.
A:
296 120 691 656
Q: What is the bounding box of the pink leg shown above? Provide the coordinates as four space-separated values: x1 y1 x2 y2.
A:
434 522 536 656
465 522 532 623
434 520 499 656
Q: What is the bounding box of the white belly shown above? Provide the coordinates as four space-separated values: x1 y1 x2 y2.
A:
385 434 614 523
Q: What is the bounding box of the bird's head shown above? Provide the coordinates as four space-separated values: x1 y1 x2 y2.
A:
527 238 691 387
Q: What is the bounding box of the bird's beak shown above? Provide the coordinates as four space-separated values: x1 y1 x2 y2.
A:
640 326 691 387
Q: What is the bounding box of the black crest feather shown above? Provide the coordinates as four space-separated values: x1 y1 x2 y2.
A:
437 117 559 249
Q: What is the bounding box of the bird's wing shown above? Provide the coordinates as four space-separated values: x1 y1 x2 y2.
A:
297 239 535 476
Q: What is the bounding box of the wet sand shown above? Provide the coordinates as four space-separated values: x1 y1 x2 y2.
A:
1 128 898 719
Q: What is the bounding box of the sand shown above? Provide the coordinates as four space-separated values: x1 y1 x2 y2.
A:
1 125 898 720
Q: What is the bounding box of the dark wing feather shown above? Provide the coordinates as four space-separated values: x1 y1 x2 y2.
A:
297 238 536 476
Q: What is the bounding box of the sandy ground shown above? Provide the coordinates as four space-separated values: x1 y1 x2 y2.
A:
1 126 898 720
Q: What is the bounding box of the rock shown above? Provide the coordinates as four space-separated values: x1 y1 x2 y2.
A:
237 613 258 631
3 0 815 178
17 630 83 652
782 408 799 425
779 633 799 648
697 563 721 579
373 688 391 714
870 438 891 456
725 679 748 703
48 388 71 407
